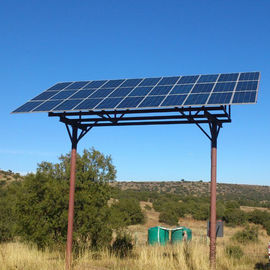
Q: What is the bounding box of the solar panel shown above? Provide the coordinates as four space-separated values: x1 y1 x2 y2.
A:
12 72 260 113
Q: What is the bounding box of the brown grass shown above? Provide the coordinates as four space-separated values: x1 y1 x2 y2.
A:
1 201 269 269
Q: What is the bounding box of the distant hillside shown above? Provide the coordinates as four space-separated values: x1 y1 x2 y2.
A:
0 169 23 186
111 181 270 202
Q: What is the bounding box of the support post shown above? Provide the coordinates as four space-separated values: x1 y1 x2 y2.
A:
210 122 218 269
66 126 78 270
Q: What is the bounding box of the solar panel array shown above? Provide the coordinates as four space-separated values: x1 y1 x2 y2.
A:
13 72 260 113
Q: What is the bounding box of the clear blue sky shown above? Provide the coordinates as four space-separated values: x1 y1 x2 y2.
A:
1 0 269 185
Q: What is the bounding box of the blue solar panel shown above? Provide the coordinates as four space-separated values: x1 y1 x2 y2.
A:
149 85 172 96
213 82 236 92
232 91 257 103
239 72 259 81
207 92 233 105
128 86 153 97
50 90 78 100
47 82 72 91
32 91 58 101
236 81 258 91
171 84 193 94
184 94 209 105
54 99 82 111
83 80 106 89
13 101 43 113
101 80 124 88
117 97 144 108
90 88 114 98
218 73 239 82
65 81 90 89
157 76 179 85
96 98 123 109
139 78 161 86
74 98 102 110
33 100 62 111
138 96 165 108
161 95 187 107
12 71 260 113
109 87 133 97
71 90 96 99
120 79 143 87
178 75 199 84
192 83 214 93
198 74 218 83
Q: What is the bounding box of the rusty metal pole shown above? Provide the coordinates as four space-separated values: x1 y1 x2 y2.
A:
66 126 78 270
210 123 217 269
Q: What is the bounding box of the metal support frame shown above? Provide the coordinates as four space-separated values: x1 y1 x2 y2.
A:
49 105 230 270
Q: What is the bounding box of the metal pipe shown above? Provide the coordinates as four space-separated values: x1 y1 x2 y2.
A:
210 123 217 269
66 126 78 270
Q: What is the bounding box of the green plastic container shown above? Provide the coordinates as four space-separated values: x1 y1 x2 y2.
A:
148 226 169 246
171 227 192 244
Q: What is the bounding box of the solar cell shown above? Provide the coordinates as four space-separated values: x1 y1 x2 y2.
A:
33 100 62 111
89 88 114 98
108 87 134 97
232 91 256 103
128 86 153 97
213 82 236 92
101 79 124 88
83 80 106 89
170 84 193 94
218 73 239 82
117 97 144 108
74 98 102 110
71 90 96 99
139 78 161 86
48 82 72 91
178 75 199 84
96 98 123 109
191 83 214 93
65 81 90 89
184 94 209 105
207 92 233 105
138 96 165 108
12 71 260 113
32 91 58 101
54 99 82 111
13 101 43 113
161 95 187 107
239 72 259 81
149 85 172 96
198 74 218 83
120 79 143 87
157 76 179 85
50 90 78 100
236 81 258 91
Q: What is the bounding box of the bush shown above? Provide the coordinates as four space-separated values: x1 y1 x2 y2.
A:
16 148 116 251
232 225 258 244
110 198 145 227
223 209 247 226
225 245 244 259
159 211 178 226
111 233 133 258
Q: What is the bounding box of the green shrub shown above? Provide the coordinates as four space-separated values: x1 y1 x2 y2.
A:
111 233 133 258
159 211 178 226
223 209 247 226
225 245 244 259
232 225 258 244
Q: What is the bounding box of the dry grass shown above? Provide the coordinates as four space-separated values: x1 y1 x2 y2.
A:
0 237 269 270
1 201 269 269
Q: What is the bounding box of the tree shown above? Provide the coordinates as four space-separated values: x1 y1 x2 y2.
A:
16 148 116 250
